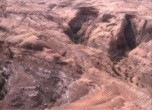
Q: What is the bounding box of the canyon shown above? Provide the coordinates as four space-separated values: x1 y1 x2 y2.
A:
0 0 152 110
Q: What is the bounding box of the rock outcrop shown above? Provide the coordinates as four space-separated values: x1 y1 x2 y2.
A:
0 0 152 110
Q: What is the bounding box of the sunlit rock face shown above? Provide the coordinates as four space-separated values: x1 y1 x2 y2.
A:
0 0 152 110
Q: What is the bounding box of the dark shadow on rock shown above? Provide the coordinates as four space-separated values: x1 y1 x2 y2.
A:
124 14 136 49
65 7 98 44
109 14 136 63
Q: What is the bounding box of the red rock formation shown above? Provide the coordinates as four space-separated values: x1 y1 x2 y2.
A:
0 0 152 110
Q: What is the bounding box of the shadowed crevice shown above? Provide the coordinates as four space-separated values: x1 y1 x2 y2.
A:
109 14 137 64
65 7 98 44
124 14 136 50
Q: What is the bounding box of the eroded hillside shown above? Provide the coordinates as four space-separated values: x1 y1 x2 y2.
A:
0 0 152 110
